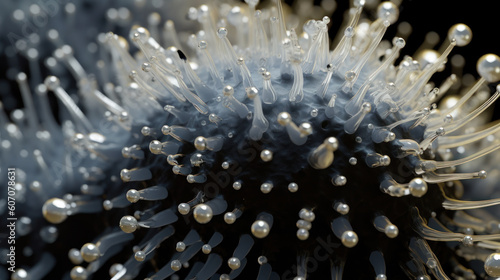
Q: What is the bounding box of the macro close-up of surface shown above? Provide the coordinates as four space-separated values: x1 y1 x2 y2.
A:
1 0 500 279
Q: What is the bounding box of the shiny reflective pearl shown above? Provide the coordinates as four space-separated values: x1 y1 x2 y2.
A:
296 219 312 230
119 215 138 233
126 189 140 203
170 260 182 271
246 86 259 99
108 263 124 277
299 209 315 222
80 243 100 262
478 170 488 179
222 85 234 96
349 157 357 165
228 257 241 270
477 54 500 83
325 137 338 150
288 182 299 192
42 198 68 224
44 75 60 90
277 112 291 126
120 168 132 181
485 253 500 277
217 27 228 38
224 212 236 224
415 49 439 70
176 242 186 252
232 181 242 190
448 23 472 47
385 224 399 238
11 268 28 280
251 220 270 238
178 203 190 215
341 231 358 248
202 244 212 254
70 266 88 280
221 161 230 169
376 1 398 24
296 228 309 240
260 183 273 194
335 203 350 215
409 178 428 197
193 204 213 224
260 149 273 162
130 26 150 42
149 140 162 154
68 248 83 264
134 250 146 262
194 136 207 151
463 235 474 246
103 200 113 211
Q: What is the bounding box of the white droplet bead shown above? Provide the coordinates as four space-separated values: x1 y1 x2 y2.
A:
260 149 273 162
233 181 242 190
178 203 190 215
135 251 146 262
448 23 472 47
176 242 186 252
193 204 213 224
224 212 236 224
477 54 500 83
296 228 309 240
119 215 138 233
202 244 212 254
385 224 399 238
42 198 68 224
126 189 140 203
68 248 83 265
377 1 399 24
341 231 358 248
485 253 500 277
251 220 270 238
409 178 428 197
228 257 241 270
70 266 88 280
171 260 182 271
80 243 100 262
288 182 299 192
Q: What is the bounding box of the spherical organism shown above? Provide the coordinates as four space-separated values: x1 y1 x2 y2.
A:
42 198 68 224
192 203 213 224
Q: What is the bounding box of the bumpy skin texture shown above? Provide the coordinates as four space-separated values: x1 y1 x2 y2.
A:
2 0 500 280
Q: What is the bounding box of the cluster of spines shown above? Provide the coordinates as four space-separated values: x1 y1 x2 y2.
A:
4 0 500 279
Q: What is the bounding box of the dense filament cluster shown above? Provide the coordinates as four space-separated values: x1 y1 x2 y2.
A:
2 0 500 279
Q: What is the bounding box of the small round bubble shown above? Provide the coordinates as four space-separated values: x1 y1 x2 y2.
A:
42 198 68 224
485 253 500 277
228 257 241 270
193 204 213 224
251 220 270 238
119 215 138 233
